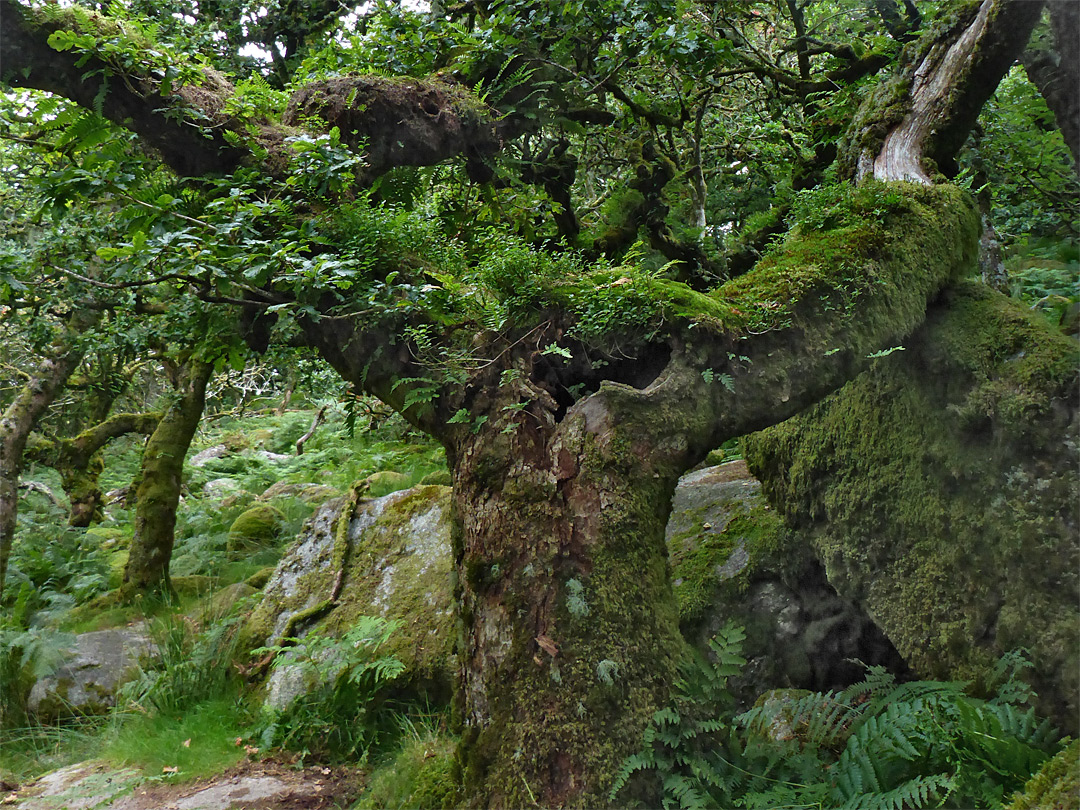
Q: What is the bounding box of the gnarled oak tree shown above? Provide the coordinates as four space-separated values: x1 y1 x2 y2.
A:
0 0 1045 804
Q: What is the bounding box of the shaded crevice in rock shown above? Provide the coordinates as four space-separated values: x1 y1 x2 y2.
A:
667 459 910 707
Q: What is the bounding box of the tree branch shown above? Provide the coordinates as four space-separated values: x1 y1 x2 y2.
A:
844 0 1045 183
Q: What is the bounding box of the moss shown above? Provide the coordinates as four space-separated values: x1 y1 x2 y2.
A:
363 470 414 497
455 419 688 808
226 504 284 554
669 500 793 626
1006 739 1080 810
359 732 461 810
245 566 274 589
419 469 452 486
744 282 1079 728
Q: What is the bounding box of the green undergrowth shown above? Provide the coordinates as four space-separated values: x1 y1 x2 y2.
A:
0 716 106 783
613 624 1066 810
101 698 250 781
354 713 461 810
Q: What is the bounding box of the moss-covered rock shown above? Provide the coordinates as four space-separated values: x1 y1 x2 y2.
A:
363 470 412 496
1006 738 1080 810
258 480 340 504
245 566 275 589
227 504 285 554
28 628 155 721
668 460 907 703
418 469 452 487
242 485 456 699
744 282 1080 729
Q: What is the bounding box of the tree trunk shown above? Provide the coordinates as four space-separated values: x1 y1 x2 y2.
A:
0 311 96 599
845 0 1045 183
1022 1 1080 170
447 372 691 807
122 359 212 599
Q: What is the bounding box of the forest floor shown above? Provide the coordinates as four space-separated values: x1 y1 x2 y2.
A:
8 757 363 809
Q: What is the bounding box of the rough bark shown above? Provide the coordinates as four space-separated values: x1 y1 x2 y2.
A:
0 311 97 599
121 359 212 599
844 0 1045 183
25 412 161 527
1022 1 1080 170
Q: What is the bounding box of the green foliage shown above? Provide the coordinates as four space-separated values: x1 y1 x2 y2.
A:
0 606 74 730
356 713 461 810
119 612 242 716
5 498 112 618
101 697 248 780
254 616 405 761
613 627 1064 810
1004 237 1079 327
969 67 1079 240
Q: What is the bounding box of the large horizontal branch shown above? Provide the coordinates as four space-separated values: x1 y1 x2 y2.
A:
588 182 981 471
0 0 247 177
0 0 501 183
25 411 159 468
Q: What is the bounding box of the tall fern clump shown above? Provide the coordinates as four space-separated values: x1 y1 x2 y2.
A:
0 590 73 729
254 616 405 761
612 625 1066 809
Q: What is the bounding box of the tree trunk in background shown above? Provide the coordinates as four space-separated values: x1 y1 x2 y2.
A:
845 0 1044 184
1022 1 1080 171
25 412 162 528
122 359 212 599
0 311 96 600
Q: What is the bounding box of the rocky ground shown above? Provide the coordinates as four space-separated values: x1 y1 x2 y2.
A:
7 758 362 810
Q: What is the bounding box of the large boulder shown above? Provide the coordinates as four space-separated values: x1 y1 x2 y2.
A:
243 485 456 698
668 460 907 704
28 629 154 721
744 283 1080 729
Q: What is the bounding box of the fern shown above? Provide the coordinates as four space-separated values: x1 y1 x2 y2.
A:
838 772 954 810
616 632 1064 810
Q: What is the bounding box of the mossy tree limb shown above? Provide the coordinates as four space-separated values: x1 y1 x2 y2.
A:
0 309 98 599
25 411 161 527
0 0 499 185
121 358 213 600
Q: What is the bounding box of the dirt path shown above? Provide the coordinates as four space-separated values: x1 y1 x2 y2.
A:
8 759 363 810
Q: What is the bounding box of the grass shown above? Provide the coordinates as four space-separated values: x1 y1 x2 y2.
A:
0 717 107 783
353 712 460 810
100 697 252 781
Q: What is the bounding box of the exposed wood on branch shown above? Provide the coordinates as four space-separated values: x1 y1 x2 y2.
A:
295 404 328 455
853 0 1045 183
18 481 60 506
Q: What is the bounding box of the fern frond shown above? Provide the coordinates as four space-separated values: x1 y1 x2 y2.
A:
839 772 953 810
